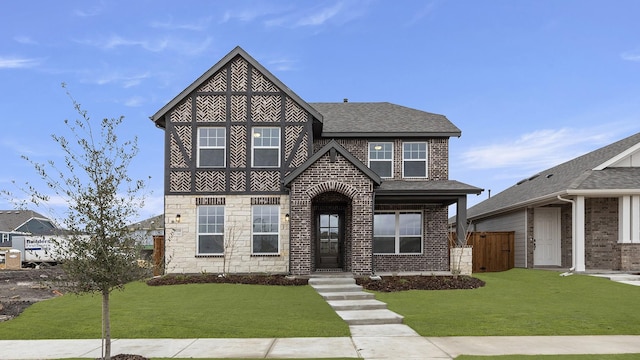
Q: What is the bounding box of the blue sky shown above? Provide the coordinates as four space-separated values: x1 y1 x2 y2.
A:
2 0 640 222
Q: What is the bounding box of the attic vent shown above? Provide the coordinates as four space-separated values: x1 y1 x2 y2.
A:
528 174 540 181
516 179 527 185
343 98 348 103
546 174 554 178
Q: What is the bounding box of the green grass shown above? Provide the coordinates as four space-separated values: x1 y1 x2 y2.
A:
373 269 640 336
457 355 640 360
0 281 350 339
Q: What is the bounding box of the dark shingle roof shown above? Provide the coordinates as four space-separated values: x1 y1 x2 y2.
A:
468 132 640 219
310 102 461 137
0 210 52 233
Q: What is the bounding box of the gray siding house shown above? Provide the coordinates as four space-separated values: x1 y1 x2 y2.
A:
467 132 640 272
150 46 481 275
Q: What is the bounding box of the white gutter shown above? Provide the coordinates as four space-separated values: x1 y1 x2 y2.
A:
557 195 576 275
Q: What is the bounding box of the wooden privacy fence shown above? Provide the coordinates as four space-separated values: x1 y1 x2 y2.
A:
451 231 515 273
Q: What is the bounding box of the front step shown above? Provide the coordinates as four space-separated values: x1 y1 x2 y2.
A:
320 291 375 301
336 309 404 325
310 284 363 293
327 299 388 311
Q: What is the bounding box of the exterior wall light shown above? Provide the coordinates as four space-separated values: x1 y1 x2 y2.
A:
284 213 290 222
175 214 181 223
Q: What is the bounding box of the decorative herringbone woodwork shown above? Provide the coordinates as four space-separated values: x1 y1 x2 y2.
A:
251 95 280 122
170 99 191 123
250 171 281 192
284 125 303 162
251 68 279 93
290 133 308 168
170 171 191 192
231 95 247 122
230 171 246 192
197 68 227 92
231 57 248 92
285 97 307 122
230 125 247 168
195 171 225 192
196 95 226 122
170 126 192 168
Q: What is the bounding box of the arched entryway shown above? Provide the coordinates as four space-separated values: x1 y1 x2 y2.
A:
312 191 352 272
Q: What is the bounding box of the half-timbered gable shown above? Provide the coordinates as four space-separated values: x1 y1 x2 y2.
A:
156 49 319 196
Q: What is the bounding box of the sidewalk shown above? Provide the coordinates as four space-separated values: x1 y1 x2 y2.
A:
2 333 640 359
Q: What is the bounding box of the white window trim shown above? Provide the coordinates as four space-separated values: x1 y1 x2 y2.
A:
402 142 428 179
251 205 280 255
197 205 225 255
251 127 281 168
1 233 8 242
368 142 394 179
374 211 423 255
197 127 226 168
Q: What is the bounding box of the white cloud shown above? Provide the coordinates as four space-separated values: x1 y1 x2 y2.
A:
268 58 297 72
460 127 615 171
295 2 344 26
150 17 211 31
78 34 212 56
0 56 41 69
87 71 150 88
621 50 640 62
14 36 38 45
124 96 144 107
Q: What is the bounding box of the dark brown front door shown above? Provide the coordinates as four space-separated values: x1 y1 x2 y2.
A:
317 213 343 269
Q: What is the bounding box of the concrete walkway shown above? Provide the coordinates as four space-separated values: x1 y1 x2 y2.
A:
2 335 640 359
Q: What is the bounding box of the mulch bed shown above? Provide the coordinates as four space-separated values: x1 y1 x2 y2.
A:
146 273 485 291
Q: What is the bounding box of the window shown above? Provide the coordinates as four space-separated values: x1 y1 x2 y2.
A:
198 127 226 167
403 142 427 178
369 142 393 178
1 233 8 243
373 212 422 254
252 205 279 254
197 206 224 255
252 127 280 167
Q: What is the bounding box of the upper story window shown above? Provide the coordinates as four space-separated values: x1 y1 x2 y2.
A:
369 142 393 178
403 142 427 178
197 205 225 255
197 127 226 168
252 127 280 167
1 233 9 243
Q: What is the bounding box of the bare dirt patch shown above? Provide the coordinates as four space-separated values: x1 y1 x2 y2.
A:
0 267 65 322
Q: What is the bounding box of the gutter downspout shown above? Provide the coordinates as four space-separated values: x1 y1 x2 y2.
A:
557 195 576 275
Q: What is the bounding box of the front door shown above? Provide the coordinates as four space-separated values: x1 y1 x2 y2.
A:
317 213 343 269
533 207 561 266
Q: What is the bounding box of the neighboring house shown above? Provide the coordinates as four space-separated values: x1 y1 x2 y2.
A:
150 46 481 275
0 210 58 248
128 214 164 259
466 132 640 272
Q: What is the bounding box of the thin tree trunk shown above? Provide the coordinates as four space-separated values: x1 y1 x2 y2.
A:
102 289 111 360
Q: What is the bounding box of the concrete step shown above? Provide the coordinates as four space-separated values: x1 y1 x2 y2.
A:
336 309 404 325
327 299 388 311
308 277 356 286
310 284 363 293
320 291 375 301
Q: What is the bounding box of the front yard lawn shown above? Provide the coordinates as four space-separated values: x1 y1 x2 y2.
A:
375 269 640 336
0 281 350 339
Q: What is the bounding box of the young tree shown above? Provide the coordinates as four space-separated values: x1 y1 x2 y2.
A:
9 84 149 359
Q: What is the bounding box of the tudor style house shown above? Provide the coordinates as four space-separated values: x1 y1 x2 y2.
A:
150 46 481 275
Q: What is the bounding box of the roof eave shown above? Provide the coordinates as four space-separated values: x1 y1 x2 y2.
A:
321 131 461 138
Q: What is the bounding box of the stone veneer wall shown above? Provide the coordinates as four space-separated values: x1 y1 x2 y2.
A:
619 244 640 271
372 205 449 272
164 194 289 274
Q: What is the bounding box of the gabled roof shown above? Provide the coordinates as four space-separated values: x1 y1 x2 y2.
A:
0 210 54 234
310 102 461 137
150 46 323 128
129 214 164 230
283 140 382 187
468 131 640 219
